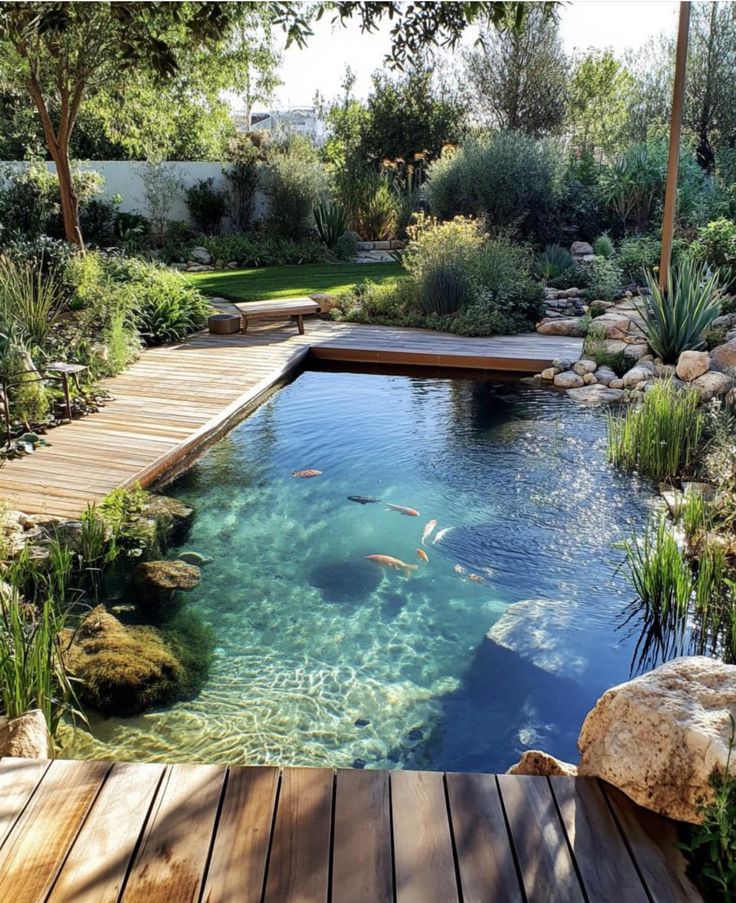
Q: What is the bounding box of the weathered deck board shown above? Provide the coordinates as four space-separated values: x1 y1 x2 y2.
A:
0 322 581 518
0 759 701 903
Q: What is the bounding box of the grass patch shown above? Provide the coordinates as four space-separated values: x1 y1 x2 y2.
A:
187 262 405 302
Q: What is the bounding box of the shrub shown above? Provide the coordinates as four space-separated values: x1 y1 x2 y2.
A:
691 218 736 289
0 255 62 352
617 234 661 284
225 138 261 232
418 264 473 316
581 255 623 301
599 143 664 233
1 235 76 283
314 201 350 247
402 215 485 283
425 133 561 241
160 220 196 264
199 233 332 267
262 137 327 240
593 234 614 258
537 244 574 281
640 258 722 362
79 197 119 246
334 230 359 261
186 178 227 234
607 380 704 482
336 167 399 240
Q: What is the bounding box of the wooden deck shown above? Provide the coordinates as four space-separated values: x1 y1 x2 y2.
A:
0 757 700 903
0 321 581 518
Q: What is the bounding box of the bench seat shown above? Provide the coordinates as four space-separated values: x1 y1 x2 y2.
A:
235 298 320 335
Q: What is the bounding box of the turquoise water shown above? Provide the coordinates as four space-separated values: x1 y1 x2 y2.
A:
68 368 658 770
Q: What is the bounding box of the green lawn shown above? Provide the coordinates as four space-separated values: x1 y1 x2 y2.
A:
187 262 404 302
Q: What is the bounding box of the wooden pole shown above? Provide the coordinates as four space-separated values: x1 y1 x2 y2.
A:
659 1 691 291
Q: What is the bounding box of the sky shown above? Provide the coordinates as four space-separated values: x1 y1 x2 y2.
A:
260 0 681 110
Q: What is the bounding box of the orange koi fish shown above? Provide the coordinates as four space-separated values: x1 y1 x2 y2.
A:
421 519 437 545
468 573 485 584
292 468 322 478
385 503 420 517
365 554 418 576
417 548 429 564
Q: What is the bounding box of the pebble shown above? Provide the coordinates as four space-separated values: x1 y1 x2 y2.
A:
354 718 370 728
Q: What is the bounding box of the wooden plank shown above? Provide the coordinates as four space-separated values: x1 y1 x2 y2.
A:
601 782 702 902
332 769 392 903
550 777 649 903
445 771 523 902
496 774 585 903
0 758 110 903
47 761 165 903
391 769 460 903
121 763 226 903
262 767 333 903
200 766 279 903
0 757 50 850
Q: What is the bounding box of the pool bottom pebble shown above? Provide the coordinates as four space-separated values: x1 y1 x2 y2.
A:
61 367 657 772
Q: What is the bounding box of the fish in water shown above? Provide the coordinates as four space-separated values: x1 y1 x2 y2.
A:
417 548 429 564
385 503 420 517
433 527 452 544
292 468 322 478
468 573 485 584
421 519 437 545
348 495 382 505
366 554 418 576
453 564 466 575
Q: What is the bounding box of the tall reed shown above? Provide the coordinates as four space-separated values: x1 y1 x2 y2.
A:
607 380 704 482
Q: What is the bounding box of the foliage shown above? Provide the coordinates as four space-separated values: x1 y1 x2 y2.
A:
79 197 119 247
198 233 334 268
334 166 398 241
599 142 665 233
616 234 662 284
425 132 561 242
0 589 78 737
607 380 704 482
313 201 349 247
186 178 227 235
224 135 263 232
159 220 196 265
537 244 574 281
463 6 568 136
418 264 473 316
680 717 736 902
691 218 736 289
139 161 183 247
581 256 623 302
0 235 76 283
0 256 61 352
593 234 614 259
640 258 722 362
262 136 327 240
567 50 634 154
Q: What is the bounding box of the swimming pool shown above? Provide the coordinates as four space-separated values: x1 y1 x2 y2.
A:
64 367 657 771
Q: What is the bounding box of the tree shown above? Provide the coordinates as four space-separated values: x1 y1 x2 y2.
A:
462 4 568 136
567 50 635 156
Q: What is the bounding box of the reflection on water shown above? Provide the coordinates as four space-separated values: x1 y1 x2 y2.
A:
61 368 658 771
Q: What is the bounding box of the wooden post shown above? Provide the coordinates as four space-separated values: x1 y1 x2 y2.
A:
659 2 691 291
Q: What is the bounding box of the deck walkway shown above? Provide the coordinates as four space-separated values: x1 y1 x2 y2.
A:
0 757 700 903
0 321 581 518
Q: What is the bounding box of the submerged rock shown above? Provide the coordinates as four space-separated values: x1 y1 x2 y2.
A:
553 371 584 389
62 606 186 717
0 710 51 758
566 385 624 405
132 560 201 619
139 495 194 546
177 550 213 567
309 559 381 604
507 750 577 777
578 656 736 824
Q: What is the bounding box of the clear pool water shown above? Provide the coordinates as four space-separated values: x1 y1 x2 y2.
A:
64 367 658 771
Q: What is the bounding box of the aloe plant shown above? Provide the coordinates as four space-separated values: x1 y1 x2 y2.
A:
640 258 722 363
313 201 349 247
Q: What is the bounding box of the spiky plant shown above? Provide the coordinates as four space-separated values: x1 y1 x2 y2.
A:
313 201 349 247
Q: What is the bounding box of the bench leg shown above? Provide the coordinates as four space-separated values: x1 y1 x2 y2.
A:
296 315 305 335
242 317 248 334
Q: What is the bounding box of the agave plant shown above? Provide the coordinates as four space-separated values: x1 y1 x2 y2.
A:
313 201 349 247
640 258 722 363
537 244 574 281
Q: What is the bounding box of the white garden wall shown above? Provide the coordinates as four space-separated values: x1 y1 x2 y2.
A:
0 160 267 228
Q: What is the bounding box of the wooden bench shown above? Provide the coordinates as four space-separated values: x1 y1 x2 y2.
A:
236 298 320 335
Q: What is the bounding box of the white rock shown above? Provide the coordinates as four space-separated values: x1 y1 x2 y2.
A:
190 246 212 265
507 750 578 777
540 367 560 380
572 359 597 375
571 241 594 256
676 350 710 382
553 371 584 389
594 366 618 385
609 378 625 389
578 656 736 824
0 710 51 758
622 365 653 388
582 372 597 385
567 385 625 404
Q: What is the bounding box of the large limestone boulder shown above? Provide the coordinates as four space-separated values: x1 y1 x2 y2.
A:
691 370 734 402
710 340 736 377
553 371 584 389
676 350 710 382
507 750 578 777
578 656 736 824
0 710 51 758
537 317 586 337
571 241 594 256
63 606 186 717
132 559 201 620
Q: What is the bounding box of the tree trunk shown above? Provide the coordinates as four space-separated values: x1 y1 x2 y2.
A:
51 144 84 247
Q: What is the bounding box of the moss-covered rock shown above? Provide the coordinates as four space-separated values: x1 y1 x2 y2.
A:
132 559 201 620
139 495 194 548
63 606 186 716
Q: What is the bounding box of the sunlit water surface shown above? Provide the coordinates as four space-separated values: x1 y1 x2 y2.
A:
63 368 658 771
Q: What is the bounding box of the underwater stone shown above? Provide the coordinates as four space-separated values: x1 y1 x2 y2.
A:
139 495 195 547
408 727 424 742
309 560 381 604
177 551 213 567
354 718 370 728
352 758 366 769
133 560 200 594
62 606 186 717
578 655 736 824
